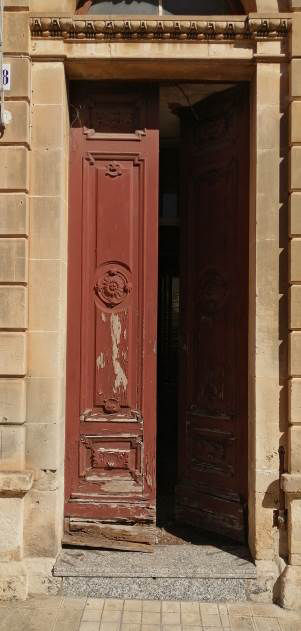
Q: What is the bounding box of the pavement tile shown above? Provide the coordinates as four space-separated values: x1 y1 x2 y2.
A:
181 611 202 625
122 611 142 624
200 605 219 615
82 609 102 621
181 602 201 614
141 626 161 631
124 600 142 612
25 596 64 610
54 605 85 631
79 623 100 631
200 613 222 627
228 604 252 616
104 600 124 611
254 617 281 631
142 612 161 624
101 610 122 622
99 624 120 631
162 611 181 624
86 599 104 610
218 604 230 628
143 601 161 613
0 608 35 631
182 627 203 631
121 625 141 631
251 605 282 618
279 622 301 631
229 616 255 630
162 625 182 631
162 601 181 613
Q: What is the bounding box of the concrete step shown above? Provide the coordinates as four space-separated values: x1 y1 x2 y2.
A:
54 545 263 601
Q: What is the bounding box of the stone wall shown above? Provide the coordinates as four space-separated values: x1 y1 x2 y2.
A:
279 10 301 609
0 0 299 604
0 0 30 600
0 1 69 599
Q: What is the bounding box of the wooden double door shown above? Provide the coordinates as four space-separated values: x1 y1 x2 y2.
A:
65 82 249 545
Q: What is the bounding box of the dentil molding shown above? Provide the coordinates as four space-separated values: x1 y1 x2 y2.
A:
30 15 290 41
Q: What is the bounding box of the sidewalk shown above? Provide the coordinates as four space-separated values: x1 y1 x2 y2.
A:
1 597 301 631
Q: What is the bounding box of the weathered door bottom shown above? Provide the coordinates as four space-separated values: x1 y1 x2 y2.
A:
63 518 156 552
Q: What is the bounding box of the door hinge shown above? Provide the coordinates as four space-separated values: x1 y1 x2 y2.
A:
274 446 288 530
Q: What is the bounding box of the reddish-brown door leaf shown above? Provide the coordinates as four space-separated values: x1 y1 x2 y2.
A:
65 86 159 529
176 85 249 542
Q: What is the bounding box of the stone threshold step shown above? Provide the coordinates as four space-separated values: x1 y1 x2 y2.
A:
54 545 256 580
61 576 260 601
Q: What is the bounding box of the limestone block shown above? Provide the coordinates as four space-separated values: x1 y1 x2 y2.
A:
24 557 61 596
0 471 33 496
0 561 28 600
30 0 75 9
290 146 301 191
26 377 62 423
3 57 30 100
291 60 301 98
256 105 280 152
30 197 62 260
33 469 59 492
290 101 301 145
279 565 301 609
289 378 301 424
289 331 301 377
0 425 25 470
289 285 301 329
26 422 59 470
28 332 60 379
31 149 63 196
289 238 301 284
24 489 62 557
257 149 280 203
29 260 61 331
289 426 301 472
0 238 27 283
282 473 301 494
290 192 301 236
0 194 28 236
32 105 63 149
0 379 26 425
256 64 281 107
0 498 23 561
32 62 65 106
256 41 282 59
3 12 29 55
0 333 26 375
0 102 30 146
0 147 29 191
291 13 301 58
253 493 277 560
5 0 29 7
0 286 27 329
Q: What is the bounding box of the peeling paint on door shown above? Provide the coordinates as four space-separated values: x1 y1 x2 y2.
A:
96 353 105 370
111 313 128 393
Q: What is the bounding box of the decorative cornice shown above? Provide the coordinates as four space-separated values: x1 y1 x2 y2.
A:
30 15 290 41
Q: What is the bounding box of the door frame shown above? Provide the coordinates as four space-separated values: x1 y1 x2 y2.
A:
29 47 285 563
